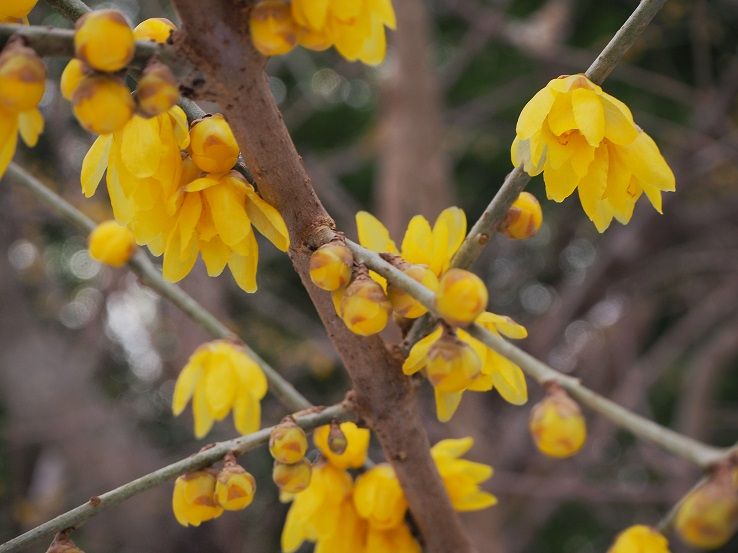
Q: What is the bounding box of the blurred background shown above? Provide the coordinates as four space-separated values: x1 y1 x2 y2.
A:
2 0 738 551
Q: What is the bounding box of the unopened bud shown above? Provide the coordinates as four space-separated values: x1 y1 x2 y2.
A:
172 470 224 527
529 385 587 458
269 420 309 464
0 42 46 113
60 58 88 102
309 242 353 291
327 421 348 455
72 75 134 134
426 330 482 393
387 264 439 319
675 467 738 549
46 532 84 553
249 0 298 57
88 220 137 267
607 525 670 553
136 61 179 117
134 18 176 43
500 192 543 240
340 274 392 336
189 114 240 173
75 10 135 73
215 463 256 511
1 1 38 20
435 268 488 326
272 458 313 494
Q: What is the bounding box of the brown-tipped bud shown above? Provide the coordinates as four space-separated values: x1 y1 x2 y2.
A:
327 421 348 455
340 274 392 336
272 458 313 494
529 385 587 458
675 467 738 549
135 61 179 117
0 42 46 113
60 58 89 102
426 330 482 393
387 264 439 319
134 18 177 43
46 532 84 553
500 192 543 240
435 268 488 326
74 10 134 73
249 0 299 57
72 75 134 135
189 114 239 173
309 242 353 291
215 463 256 511
269 420 309 464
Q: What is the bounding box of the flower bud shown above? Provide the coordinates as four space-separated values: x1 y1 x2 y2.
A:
340 274 392 336
269 421 309 464
172 471 224 527
74 10 135 73
1 0 38 20
189 114 240 173
249 0 298 56
675 469 738 549
354 464 407 530
136 61 179 117
607 525 670 553
426 331 482 393
529 386 587 458
272 458 313 494
0 43 46 113
313 421 370 469
88 220 137 267
327 421 348 455
72 75 134 134
45 531 84 553
215 463 256 511
309 242 353 291
500 191 543 240
435 268 488 326
60 58 88 102
387 264 439 319
134 18 176 43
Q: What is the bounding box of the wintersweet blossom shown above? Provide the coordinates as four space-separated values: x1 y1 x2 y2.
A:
431 437 497 511
0 0 38 24
512 74 675 231
313 421 371 469
608 525 671 553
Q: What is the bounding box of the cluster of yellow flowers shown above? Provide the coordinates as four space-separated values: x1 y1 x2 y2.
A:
282 423 494 553
512 74 675 232
270 420 313 494
172 341 268 438
172 456 256 527
249 0 396 65
0 0 37 24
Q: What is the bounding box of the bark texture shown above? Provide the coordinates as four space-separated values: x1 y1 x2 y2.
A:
170 2 474 552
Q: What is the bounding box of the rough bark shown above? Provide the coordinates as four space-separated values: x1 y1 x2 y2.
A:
169 2 474 552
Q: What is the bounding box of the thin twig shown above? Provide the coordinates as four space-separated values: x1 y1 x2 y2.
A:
45 0 91 20
0 403 350 553
5 163 312 412
345 238 728 469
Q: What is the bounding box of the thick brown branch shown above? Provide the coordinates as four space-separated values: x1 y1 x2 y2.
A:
168 2 474 551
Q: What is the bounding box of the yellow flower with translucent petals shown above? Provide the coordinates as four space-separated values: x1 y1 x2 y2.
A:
0 0 37 23
608 525 671 553
353 464 408 530
313 421 370 470
512 74 675 232
431 437 497 512
171 470 224 527
172 340 268 438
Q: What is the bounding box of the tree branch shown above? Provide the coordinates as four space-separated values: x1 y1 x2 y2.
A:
0 403 350 553
4 163 312 412
45 0 91 20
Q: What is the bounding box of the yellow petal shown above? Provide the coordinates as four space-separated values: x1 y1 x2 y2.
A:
432 207 467 273
476 312 528 339
105 156 136 224
18 108 44 147
205 357 237 420
577 146 613 232
162 227 199 282
516 87 556 140
121 115 161 178
435 388 464 422
232 391 261 435
572 88 605 146
356 211 398 253
193 383 214 438
231 351 268 399
454 490 498 511
401 215 432 266
200 237 230 276
168 105 191 149
600 93 638 145
172 359 203 415
0 110 18 178
228 232 259 293
178 193 203 254
547 93 576 136
621 132 676 193
543 159 579 203
402 326 442 375
568 133 596 177
358 18 387 66
489 355 528 405
204 183 251 247
244 189 290 251
431 437 474 459
184 176 219 192
81 134 113 197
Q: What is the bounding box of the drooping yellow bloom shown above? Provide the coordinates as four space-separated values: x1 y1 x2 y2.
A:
172 471 224 527
675 470 738 549
431 437 497 511
608 525 671 553
0 42 45 178
404 312 528 421
529 386 587 458
0 0 37 23
353 464 408 530
88 220 136 267
512 74 675 232
172 340 268 438
313 421 370 469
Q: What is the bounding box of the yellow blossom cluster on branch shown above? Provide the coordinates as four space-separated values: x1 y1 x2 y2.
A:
0 0 37 24
512 74 675 232
249 0 396 65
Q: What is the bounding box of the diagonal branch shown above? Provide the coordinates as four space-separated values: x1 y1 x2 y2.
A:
0 403 350 553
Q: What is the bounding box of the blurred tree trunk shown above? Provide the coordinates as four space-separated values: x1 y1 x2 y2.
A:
377 0 452 237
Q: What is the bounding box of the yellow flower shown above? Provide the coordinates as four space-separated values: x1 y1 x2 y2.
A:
608 525 671 553
435 268 489 326
270 421 309 464
171 470 224 527
215 463 256 511
74 10 135 73
172 340 268 438
0 43 45 178
353 464 407 530
431 437 497 511
134 18 176 43
404 312 528 421
309 242 354 291
512 74 675 232
291 0 396 65
249 0 299 57
529 386 587 458
0 0 37 23
675 471 738 550
189 114 240 173
424 329 482 393
500 191 543 240
313 421 370 469
88 220 137 267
